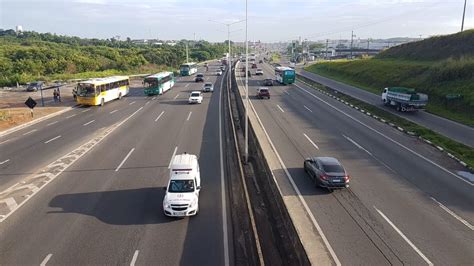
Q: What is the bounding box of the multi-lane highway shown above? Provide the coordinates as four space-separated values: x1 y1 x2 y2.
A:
237 59 473 265
0 63 232 265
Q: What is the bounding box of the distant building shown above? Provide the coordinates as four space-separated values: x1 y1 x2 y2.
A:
15 25 23 33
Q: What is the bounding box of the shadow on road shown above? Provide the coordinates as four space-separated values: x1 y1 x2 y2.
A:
48 187 175 225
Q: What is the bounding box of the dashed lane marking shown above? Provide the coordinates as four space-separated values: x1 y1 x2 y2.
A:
44 135 61 144
303 133 319 150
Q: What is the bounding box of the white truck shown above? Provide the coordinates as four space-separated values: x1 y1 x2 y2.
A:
163 153 201 217
382 87 428 112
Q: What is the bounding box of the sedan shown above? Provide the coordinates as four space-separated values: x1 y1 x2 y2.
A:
202 83 214 92
304 157 350 190
188 91 203 104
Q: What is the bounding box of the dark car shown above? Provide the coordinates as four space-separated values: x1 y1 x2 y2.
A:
304 157 350 190
259 60 263 64
195 73 205 82
26 81 44 92
256 87 270 99
251 63 257 69
263 79 273 86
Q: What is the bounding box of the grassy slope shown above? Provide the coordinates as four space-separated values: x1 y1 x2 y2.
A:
305 30 474 126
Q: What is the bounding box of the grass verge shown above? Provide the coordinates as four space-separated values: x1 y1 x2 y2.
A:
298 75 474 170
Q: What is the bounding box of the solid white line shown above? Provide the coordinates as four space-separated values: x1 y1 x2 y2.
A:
276 104 285 113
81 109 90 113
295 84 473 186
129 101 136 105
145 101 150 105
430 197 474 230
186 111 192 121
44 135 61 144
168 146 178 169
152 97 157 100
375 206 433 265
174 94 180 100
284 91 290 95
23 129 37 135
109 110 118 114
303 105 313 113
185 83 190 88
83 120 95 126
155 111 165 122
218 74 230 266
238 75 341 265
115 148 135 172
66 114 77 119
0 139 11 145
0 159 10 165
343 135 373 156
130 250 139 266
46 121 58 126
40 254 53 266
303 133 319 150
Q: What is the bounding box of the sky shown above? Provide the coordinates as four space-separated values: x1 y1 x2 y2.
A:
0 0 473 42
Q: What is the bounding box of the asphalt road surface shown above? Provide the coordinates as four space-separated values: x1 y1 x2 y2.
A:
0 63 232 265
239 60 473 265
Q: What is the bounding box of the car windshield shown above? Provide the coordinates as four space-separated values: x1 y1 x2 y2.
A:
191 93 200 97
205 83 212 87
322 164 344 173
197 74 203 77
168 179 195 193
260 89 268 93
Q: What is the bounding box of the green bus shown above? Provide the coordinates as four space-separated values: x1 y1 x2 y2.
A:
144 72 175 96
275 66 296 85
180 62 198 76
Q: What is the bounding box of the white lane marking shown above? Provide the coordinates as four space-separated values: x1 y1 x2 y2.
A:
152 97 157 100
296 84 472 186
23 129 37 136
81 109 90 113
40 254 53 266
168 146 178 169
66 114 77 119
174 94 180 100
430 197 474 230
276 104 285 113
145 101 150 105
109 110 118 114
0 159 10 165
375 206 433 265
0 139 11 145
186 111 192 121
46 121 58 126
130 250 139 266
155 111 165 122
129 101 136 105
237 75 341 265
115 148 135 172
303 105 313 113
303 133 319 150
219 71 230 266
44 135 61 144
284 91 290 95
83 120 95 126
343 135 373 156
185 84 190 88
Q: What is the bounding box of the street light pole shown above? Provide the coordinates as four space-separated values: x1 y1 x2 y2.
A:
244 0 249 163
461 0 468 32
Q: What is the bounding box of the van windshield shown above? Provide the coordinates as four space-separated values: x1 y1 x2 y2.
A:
168 179 195 193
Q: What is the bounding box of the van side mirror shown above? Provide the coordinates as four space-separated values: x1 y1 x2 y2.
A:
163 187 167 191
196 186 201 190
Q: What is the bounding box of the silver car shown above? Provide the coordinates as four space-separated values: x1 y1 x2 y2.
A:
304 157 350 190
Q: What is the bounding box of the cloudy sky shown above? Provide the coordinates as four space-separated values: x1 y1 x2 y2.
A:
0 0 472 42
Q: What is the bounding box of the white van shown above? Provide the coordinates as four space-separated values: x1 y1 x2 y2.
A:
163 153 201 217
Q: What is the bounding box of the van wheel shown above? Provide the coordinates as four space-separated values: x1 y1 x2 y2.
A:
100 98 105 107
118 93 122 100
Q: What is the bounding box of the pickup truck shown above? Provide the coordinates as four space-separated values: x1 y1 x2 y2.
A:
382 87 428 112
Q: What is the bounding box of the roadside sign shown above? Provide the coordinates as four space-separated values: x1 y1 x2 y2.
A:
25 97 37 109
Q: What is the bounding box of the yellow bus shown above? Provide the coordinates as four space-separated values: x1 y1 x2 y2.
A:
76 76 130 106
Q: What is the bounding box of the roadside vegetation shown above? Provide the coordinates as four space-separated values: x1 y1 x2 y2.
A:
270 53 281 63
304 29 474 126
0 29 243 86
298 75 474 169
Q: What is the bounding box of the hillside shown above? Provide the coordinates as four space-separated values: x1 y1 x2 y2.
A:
0 30 241 86
305 30 474 126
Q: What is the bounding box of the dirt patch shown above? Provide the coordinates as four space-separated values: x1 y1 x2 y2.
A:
0 107 68 132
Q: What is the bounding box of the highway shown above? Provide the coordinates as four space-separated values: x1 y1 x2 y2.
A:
237 60 473 265
0 63 231 265
298 69 474 148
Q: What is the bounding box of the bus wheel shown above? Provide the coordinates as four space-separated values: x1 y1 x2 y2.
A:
100 98 104 107
118 93 122 100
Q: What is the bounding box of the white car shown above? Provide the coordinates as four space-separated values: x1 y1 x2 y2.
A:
188 91 203 104
255 68 263 75
216 70 223 76
202 83 214 92
163 153 201 217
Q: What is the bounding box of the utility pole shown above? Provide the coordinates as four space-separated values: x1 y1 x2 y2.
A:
325 39 329 60
350 30 356 59
186 42 189 63
461 0 467 31
245 0 249 163
366 38 371 56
